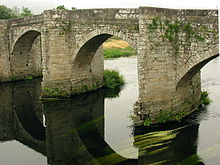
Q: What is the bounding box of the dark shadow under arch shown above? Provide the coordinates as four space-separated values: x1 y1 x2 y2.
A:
75 34 113 67
177 54 219 88
12 30 41 55
10 30 42 79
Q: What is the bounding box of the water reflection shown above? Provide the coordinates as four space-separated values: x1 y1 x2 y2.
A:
134 121 204 165
0 78 208 165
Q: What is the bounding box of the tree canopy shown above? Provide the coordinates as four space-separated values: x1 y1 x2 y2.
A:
19 7 33 17
0 5 18 19
0 5 33 19
0 5 76 20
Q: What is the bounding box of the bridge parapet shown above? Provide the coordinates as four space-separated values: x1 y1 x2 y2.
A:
7 14 44 27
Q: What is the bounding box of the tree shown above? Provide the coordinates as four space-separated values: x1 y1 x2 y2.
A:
19 7 33 17
11 6 20 16
56 5 67 10
0 5 17 19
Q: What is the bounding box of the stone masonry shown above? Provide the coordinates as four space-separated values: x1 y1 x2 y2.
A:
0 7 218 125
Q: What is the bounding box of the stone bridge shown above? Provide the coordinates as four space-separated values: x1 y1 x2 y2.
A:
0 7 219 124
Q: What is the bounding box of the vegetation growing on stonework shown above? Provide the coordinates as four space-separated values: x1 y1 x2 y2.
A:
42 87 69 98
144 117 153 126
103 69 125 89
55 5 76 10
200 91 211 105
156 110 172 124
25 76 33 80
147 17 209 55
143 110 188 127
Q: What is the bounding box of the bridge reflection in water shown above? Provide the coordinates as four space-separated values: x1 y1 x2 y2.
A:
0 79 204 165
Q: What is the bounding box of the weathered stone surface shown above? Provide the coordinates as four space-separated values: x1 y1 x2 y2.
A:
0 7 218 125
136 7 218 125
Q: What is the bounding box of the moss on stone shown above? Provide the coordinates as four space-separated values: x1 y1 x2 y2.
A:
42 87 69 98
147 17 209 55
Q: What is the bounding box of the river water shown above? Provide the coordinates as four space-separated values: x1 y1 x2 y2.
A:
0 56 219 165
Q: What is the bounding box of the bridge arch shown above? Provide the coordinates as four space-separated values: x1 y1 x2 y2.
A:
10 29 42 79
74 26 137 65
70 27 138 94
176 51 219 88
75 26 137 53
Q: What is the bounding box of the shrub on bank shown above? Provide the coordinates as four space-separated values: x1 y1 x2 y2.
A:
200 91 211 105
103 70 125 89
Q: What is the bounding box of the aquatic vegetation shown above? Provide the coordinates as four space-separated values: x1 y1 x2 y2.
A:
200 91 211 105
103 69 125 89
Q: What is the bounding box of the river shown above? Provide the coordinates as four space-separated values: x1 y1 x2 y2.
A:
0 56 219 165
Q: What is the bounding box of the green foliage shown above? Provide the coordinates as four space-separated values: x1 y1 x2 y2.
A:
148 17 159 31
25 76 33 80
0 5 18 19
19 7 33 17
10 75 18 81
56 5 67 10
42 88 69 98
144 117 152 126
0 5 33 19
103 46 136 59
156 110 172 124
147 17 208 55
200 91 211 105
82 85 88 92
103 70 125 89
173 111 187 121
104 86 122 98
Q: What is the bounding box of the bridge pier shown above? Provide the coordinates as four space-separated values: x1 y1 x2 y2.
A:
0 20 11 81
41 10 104 97
133 7 218 125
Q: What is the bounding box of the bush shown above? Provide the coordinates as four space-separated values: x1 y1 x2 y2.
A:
103 70 125 89
200 91 211 105
103 86 122 98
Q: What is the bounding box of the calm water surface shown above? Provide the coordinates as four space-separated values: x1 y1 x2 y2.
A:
0 56 219 165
